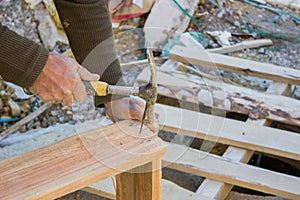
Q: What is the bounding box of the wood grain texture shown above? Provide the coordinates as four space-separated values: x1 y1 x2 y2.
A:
164 143 300 199
156 103 300 161
0 120 166 200
116 160 161 200
169 45 300 85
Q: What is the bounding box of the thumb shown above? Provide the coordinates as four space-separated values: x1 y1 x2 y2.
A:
77 65 100 81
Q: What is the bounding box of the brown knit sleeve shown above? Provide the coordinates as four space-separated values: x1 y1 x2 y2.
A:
0 24 49 88
54 0 125 104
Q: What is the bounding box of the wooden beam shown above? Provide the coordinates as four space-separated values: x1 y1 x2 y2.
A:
196 83 289 199
163 143 300 199
156 103 300 160
137 68 300 126
0 120 166 200
169 45 300 85
116 160 161 200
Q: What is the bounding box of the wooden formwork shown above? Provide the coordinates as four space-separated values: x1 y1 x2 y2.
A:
84 46 300 199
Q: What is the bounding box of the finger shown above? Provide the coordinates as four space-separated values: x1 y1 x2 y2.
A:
129 102 145 121
77 65 100 81
51 88 65 103
62 93 74 107
34 89 53 103
146 119 160 134
129 97 146 121
130 97 146 110
73 77 87 102
105 105 116 122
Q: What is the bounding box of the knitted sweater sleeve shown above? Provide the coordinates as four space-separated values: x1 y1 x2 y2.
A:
0 24 49 87
54 0 125 104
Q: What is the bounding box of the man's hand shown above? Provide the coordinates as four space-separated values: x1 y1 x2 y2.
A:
105 96 159 133
30 52 100 106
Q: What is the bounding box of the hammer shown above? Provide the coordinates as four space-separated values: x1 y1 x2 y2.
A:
84 48 157 132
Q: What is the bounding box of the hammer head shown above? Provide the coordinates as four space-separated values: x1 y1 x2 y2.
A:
139 82 157 125
139 82 157 103
138 81 157 126
137 47 157 133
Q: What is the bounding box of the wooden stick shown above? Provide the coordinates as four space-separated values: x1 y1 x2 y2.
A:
0 103 52 141
206 39 273 54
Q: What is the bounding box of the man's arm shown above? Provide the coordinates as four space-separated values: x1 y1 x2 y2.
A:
0 24 48 87
53 0 125 104
53 0 158 131
0 24 99 106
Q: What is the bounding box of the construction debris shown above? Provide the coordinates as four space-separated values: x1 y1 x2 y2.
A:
206 30 232 46
144 0 198 49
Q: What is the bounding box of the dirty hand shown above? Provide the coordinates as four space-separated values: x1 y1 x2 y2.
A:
30 52 100 106
105 96 159 133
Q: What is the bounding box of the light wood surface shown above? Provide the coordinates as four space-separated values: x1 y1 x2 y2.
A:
206 39 273 54
196 83 289 199
116 160 161 200
84 178 214 200
164 143 300 199
169 45 300 85
156 103 300 161
0 120 166 200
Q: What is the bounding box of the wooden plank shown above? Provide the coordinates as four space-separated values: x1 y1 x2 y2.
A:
196 83 289 199
155 103 300 160
196 146 254 199
163 143 300 199
169 45 300 85
0 120 167 200
179 34 272 54
116 159 162 200
137 68 300 126
84 178 214 200
206 39 273 54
